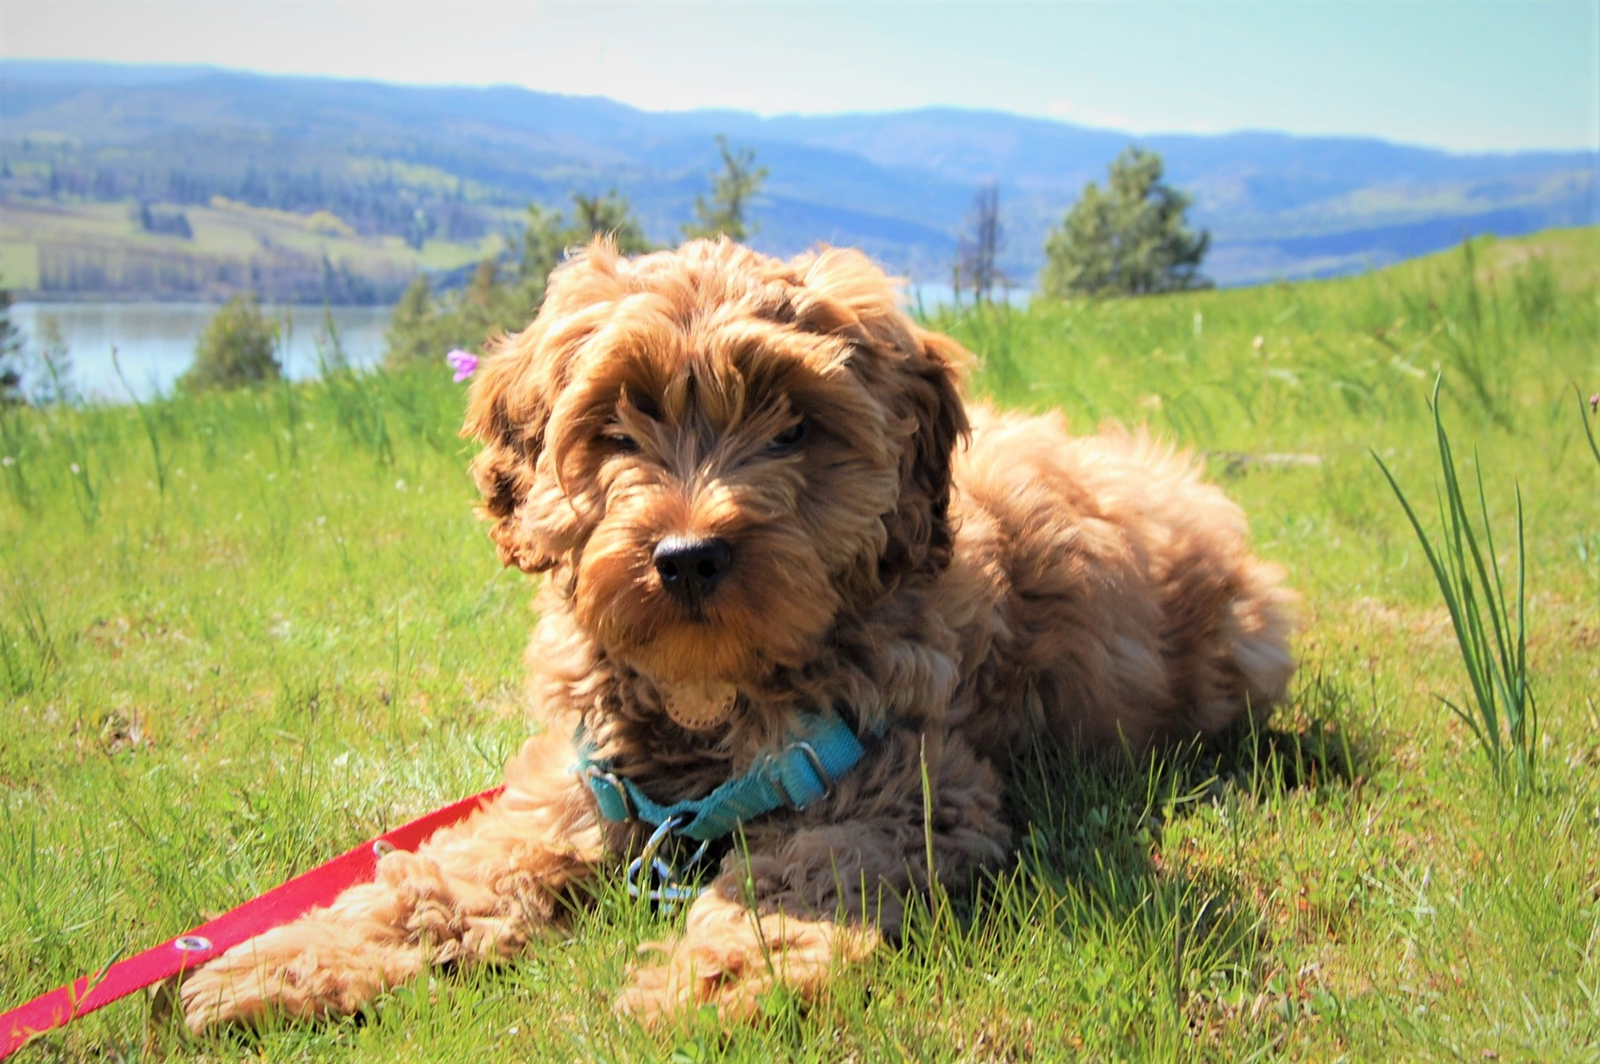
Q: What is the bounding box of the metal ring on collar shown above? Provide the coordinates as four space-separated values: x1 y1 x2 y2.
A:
793 740 835 800
636 812 688 872
625 813 709 910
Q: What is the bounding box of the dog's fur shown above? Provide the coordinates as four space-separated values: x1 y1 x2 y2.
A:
182 238 1294 1030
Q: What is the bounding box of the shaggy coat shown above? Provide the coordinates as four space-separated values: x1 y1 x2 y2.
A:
182 238 1294 1028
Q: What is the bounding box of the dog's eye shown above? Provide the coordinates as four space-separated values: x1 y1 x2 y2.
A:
766 421 805 453
600 432 639 454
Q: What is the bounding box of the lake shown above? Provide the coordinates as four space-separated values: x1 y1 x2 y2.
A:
8 302 395 401
8 287 1024 403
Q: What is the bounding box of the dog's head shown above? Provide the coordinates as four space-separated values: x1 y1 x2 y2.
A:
464 238 967 713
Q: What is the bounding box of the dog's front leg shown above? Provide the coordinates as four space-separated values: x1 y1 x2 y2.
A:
182 730 604 1032
617 728 1010 1027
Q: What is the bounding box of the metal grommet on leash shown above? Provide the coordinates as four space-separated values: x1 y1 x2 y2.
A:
172 935 212 953
372 840 397 858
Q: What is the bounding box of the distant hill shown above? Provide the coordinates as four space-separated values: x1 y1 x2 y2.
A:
1 59 1594 300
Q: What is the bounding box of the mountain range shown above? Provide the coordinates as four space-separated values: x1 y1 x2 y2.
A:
2 59 1595 291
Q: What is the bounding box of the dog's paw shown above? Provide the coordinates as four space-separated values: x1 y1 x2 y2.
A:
180 922 422 1033
615 895 878 1029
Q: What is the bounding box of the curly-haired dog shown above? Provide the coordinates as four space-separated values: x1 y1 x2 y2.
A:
182 238 1294 1030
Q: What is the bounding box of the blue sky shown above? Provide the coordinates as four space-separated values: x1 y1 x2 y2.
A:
2 1 1596 153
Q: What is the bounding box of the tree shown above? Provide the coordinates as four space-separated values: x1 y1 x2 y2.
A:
955 182 1004 303
405 207 432 250
0 276 23 406
682 136 768 241
132 201 194 240
1041 147 1211 298
182 294 281 391
572 193 652 254
520 191 651 289
385 191 652 369
383 273 468 370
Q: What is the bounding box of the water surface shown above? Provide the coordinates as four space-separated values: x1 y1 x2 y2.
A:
9 302 394 401
10 288 1025 404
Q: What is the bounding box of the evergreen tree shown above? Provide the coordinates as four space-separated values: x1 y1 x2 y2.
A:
466 258 500 308
572 193 652 254
522 191 652 284
385 191 652 369
682 136 767 241
1041 148 1211 298
0 276 23 406
181 294 281 391
383 274 450 368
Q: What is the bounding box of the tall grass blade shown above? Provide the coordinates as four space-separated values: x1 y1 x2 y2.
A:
1578 386 1600 470
1373 378 1537 791
111 345 168 498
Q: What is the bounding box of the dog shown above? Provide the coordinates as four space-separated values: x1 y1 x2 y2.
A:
181 237 1294 1031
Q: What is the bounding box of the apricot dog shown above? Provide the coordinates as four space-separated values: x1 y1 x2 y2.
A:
182 238 1294 1030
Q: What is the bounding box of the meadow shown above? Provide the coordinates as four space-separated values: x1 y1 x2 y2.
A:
2 229 1597 1061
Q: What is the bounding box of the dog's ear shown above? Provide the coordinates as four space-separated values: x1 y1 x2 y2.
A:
461 239 625 572
790 247 971 583
461 326 560 573
879 326 970 582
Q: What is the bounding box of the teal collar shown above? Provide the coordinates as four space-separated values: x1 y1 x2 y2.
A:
576 713 866 842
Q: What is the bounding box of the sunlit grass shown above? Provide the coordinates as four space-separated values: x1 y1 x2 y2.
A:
2 229 1598 1061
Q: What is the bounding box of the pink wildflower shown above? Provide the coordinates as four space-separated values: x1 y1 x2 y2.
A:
446 349 479 383
1590 393 1598 414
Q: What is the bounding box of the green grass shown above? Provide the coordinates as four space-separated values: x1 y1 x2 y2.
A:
3 229 1599 1061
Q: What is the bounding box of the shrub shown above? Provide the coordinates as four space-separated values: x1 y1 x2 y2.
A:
181 294 281 391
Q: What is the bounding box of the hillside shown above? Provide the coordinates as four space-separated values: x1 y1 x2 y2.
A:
0 59 1594 299
0 196 502 304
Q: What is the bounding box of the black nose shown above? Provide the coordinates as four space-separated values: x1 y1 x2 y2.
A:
652 536 733 604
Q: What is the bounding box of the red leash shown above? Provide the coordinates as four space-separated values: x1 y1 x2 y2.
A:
0 786 503 1060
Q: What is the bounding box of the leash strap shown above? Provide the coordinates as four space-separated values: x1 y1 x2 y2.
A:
577 713 866 842
0 786 503 1060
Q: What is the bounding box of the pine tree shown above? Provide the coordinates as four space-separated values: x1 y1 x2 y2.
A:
1041 148 1211 298
682 136 768 241
522 192 652 288
0 276 25 406
383 274 446 369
